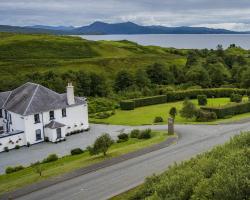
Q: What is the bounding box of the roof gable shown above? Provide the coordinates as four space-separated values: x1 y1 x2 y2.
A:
0 82 86 115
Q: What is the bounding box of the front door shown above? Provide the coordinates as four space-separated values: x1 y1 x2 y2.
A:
56 128 62 139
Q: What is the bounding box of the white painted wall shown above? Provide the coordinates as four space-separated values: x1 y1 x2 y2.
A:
44 126 66 143
24 114 44 145
0 133 25 152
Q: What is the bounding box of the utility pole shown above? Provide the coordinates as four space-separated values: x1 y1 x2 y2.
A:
168 117 174 135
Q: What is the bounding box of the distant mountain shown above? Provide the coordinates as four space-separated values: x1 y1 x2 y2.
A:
26 25 75 31
74 21 240 34
0 25 62 34
0 22 248 35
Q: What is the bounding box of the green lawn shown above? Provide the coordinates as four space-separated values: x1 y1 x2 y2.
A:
0 131 175 195
90 98 250 125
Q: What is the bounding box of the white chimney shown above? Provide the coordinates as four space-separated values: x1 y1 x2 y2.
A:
67 83 75 105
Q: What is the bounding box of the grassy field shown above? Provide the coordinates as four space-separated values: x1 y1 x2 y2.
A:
91 97 250 125
0 131 174 195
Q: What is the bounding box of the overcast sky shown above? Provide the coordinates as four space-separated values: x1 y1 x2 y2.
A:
1 0 250 31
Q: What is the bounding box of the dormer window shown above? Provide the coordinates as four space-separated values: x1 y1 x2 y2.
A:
62 108 66 117
34 114 40 124
49 111 55 120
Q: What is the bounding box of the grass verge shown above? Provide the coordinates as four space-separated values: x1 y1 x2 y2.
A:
0 131 175 195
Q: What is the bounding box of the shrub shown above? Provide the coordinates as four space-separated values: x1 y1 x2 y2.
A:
4 147 9 152
88 133 114 156
95 112 111 119
27 142 30 147
71 148 84 155
202 101 250 118
169 107 177 119
117 133 129 141
42 154 58 163
30 161 41 167
197 95 207 106
180 99 197 119
5 165 24 174
230 93 242 103
130 129 140 138
120 100 135 110
196 109 217 122
138 129 152 139
154 116 163 123
15 145 20 149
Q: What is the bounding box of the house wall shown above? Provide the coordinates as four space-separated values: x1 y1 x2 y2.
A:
0 133 25 152
24 103 88 145
44 127 66 143
24 114 44 145
41 104 89 134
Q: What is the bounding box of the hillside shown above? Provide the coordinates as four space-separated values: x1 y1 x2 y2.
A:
0 32 186 91
115 132 250 200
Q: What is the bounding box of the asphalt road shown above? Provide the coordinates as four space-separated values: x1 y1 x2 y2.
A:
15 122 250 200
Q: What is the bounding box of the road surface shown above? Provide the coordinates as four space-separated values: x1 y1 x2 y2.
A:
14 122 250 200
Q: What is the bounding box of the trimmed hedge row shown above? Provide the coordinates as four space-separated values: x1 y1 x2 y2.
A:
120 88 248 110
201 101 250 118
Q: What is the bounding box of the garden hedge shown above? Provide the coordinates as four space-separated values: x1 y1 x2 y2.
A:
201 101 250 118
120 88 248 110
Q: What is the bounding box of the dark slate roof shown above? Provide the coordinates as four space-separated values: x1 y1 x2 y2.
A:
0 91 11 108
45 121 65 129
0 82 86 116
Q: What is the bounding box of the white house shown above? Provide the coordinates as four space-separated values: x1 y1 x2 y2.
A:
0 82 89 152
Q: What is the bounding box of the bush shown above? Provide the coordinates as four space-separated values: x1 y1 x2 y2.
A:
180 99 197 119
27 142 30 147
4 147 9 152
42 154 58 163
5 165 24 174
154 116 164 123
197 95 207 106
169 107 177 119
71 148 84 155
120 88 247 110
88 133 114 156
202 101 250 118
117 133 129 141
138 129 152 139
120 100 135 110
95 112 111 119
15 145 20 149
130 129 140 138
196 109 217 122
230 93 242 103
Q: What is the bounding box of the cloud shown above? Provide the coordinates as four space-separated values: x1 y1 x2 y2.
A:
0 0 250 31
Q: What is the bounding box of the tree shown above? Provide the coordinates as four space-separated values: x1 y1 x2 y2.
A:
207 63 231 87
89 73 109 97
180 99 197 119
216 44 224 57
135 69 151 88
169 107 177 120
88 133 114 156
33 164 43 177
146 63 174 85
114 70 134 92
185 51 199 67
185 66 210 87
241 68 250 88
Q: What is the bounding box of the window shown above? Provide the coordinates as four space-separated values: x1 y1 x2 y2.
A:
9 114 12 124
0 109 2 118
4 110 7 119
56 128 62 139
49 111 54 120
62 108 66 117
0 126 3 134
34 114 40 124
35 129 42 141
